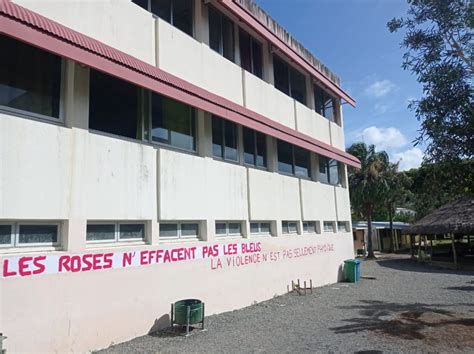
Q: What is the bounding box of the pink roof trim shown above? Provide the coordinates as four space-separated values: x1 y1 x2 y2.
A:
0 0 360 168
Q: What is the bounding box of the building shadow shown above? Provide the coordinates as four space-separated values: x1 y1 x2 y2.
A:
375 258 474 276
330 300 474 341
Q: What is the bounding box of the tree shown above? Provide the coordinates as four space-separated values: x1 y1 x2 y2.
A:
348 143 390 258
388 0 473 162
384 163 413 252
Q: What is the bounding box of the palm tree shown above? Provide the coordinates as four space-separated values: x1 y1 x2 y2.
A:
347 143 390 258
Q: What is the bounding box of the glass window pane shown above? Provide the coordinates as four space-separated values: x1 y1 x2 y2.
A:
250 223 260 233
216 223 227 235
243 127 255 165
323 94 335 121
282 221 289 234
294 146 310 178
119 224 145 240
314 86 324 116
208 7 221 54
228 223 241 235
151 94 195 150
319 156 329 184
324 222 334 232
212 116 224 158
304 222 316 233
181 223 199 237
277 140 293 174
338 222 349 232
160 224 178 238
273 55 289 95
329 159 340 185
239 29 252 73
151 0 171 22
172 0 193 36
0 35 61 118
289 67 306 104
251 39 263 79
87 224 115 242
0 225 12 245
256 132 267 167
288 222 297 233
132 0 149 10
260 223 270 234
222 16 234 61
224 120 238 161
19 225 58 244
89 70 140 139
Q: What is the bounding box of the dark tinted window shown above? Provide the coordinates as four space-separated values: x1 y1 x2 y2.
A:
0 35 61 118
319 156 340 185
19 225 58 244
329 159 340 185
0 225 12 245
289 67 306 104
136 0 193 36
294 146 310 178
89 70 140 139
314 85 336 121
319 156 329 184
277 140 293 174
133 0 148 10
273 55 289 95
239 29 263 78
243 127 266 168
151 94 196 151
208 6 234 61
212 116 238 161
273 54 306 104
87 224 115 242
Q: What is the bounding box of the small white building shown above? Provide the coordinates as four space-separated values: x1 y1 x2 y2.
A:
353 221 412 254
0 0 359 351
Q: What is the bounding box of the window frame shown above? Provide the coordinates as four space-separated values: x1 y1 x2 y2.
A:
239 28 263 78
273 54 307 105
243 127 267 169
215 222 243 238
133 0 194 37
338 221 350 233
282 221 299 235
86 221 146 244
0 221 61 248
302 221 317 234
319 156 342 186
159 222 200 240
0 55 66 125
208 5 235 61
314 84 338 123
212 115 239 162
277 140 311 179
323 221 335 233
250 222 272 236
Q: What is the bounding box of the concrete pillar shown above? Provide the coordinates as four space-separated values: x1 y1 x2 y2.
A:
242 220 250 239
150 220 160 245
266 136 278 173
202 219 215 242
64 60 89 130
197 111 213 158
273 220 282 237
306 77 314 110
311 153 319 182
196 1 210 45
262 41 274 84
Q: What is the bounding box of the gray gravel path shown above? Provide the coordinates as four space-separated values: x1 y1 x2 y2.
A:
98 255 474 353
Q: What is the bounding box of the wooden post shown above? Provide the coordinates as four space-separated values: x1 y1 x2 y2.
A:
430 237 434 260
410 234 414 258
451 233 458 268
418 235 422 261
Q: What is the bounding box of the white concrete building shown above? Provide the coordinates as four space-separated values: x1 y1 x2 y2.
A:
0 0 360 351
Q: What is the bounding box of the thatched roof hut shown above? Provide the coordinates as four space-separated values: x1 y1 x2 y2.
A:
405 197 474 235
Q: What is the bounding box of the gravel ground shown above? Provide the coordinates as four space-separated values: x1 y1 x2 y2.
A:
98 255 474 353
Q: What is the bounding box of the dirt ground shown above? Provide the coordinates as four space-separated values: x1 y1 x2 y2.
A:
98 254 474 353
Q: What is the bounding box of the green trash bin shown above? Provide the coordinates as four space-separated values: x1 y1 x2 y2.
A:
171 299 205 336
344 259 360 283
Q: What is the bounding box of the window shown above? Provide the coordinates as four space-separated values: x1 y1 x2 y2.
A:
159 222 199 239
0 222 60 248
338 222 350 233
282 221 298 235
273 55 306 104
151 94 196 151
212 116 238 161
319 156 342 185
314 85 336 122
87 222 145 243
89 70 141 140
243 127 267 168
303 221 317 234
133 0 193 36
216 222 242 237
209 6 234 61
239 29 263 78
0 35 61 119
250 222 271 236
323 221 334 233
277 140 311 178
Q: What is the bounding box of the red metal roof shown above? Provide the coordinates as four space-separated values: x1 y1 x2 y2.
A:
0 0 360 168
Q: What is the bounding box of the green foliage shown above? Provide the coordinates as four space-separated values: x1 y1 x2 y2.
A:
388 0 474 162
405 159 474 218
394 211 416 223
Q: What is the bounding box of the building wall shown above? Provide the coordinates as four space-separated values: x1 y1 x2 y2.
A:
1 1 355 352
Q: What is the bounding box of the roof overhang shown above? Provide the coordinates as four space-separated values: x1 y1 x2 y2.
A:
219 0 356 107
0 0 360 168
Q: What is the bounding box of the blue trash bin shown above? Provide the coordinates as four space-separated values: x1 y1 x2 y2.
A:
355 259 361 281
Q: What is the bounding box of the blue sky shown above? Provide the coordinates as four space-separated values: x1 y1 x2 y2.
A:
256 0 424 170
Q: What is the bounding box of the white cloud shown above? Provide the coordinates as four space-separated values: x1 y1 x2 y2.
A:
393 148 424 171
374 102 388 114
357 126 408 150
364 80 397 98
